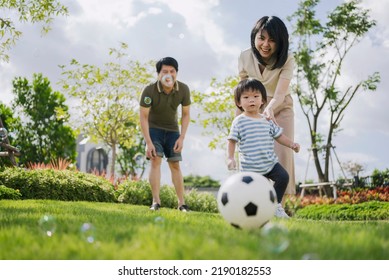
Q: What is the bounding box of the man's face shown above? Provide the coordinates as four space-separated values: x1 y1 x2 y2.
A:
159 65 177 88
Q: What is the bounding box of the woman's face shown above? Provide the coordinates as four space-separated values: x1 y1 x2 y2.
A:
254 29 276 61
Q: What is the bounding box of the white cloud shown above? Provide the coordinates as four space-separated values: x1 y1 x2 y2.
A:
1 0 388 186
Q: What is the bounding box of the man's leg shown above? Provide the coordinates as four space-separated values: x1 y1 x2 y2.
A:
168 161 185 207
149 156 162 205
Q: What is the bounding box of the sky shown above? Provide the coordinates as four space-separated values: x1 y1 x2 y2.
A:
1 0 389 185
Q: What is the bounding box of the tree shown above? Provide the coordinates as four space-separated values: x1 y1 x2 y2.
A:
59 43 154 177
288 0 380 188
116 137 147 180
0 0 68 62
192 76 239 150
0 102 22 166
11 73 76 165
342 160 364 178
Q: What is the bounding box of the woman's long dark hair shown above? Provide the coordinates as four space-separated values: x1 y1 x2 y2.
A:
250 16 289 70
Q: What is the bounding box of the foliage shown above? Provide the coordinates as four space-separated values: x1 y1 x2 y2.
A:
288 0 380 184
59 42 154 176
183 189 218 213
0 0 68 62
191 76 238 150
184 174 220 188
0 184 21 200
371 168 389 187
116 138 146 178
117 179 218 213
0 200 388 259
11 73 76 165
0 102 21 166
336 187 389 203
341 160 365 177
294 201 388 220
26 158 73 170
285 186 388 216
0 167 115 202
116 180 152 205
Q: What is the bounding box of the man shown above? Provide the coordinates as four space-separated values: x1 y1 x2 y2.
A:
139 57 191 212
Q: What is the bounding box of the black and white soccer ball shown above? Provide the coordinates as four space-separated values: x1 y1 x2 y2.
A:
217 172 277 229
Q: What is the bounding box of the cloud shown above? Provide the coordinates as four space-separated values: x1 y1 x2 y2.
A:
1 0 388 186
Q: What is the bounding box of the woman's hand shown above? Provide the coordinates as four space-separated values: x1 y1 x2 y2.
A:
263 106 278 125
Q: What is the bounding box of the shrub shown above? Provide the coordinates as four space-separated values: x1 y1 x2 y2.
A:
117 179 218 212
184 189 218 213
116 180 152 205
336 186 389 203
286 186 389 214
0 167 116 202
0 185 22 200
371 168 389 187
294 201 389 220
184 174 220 188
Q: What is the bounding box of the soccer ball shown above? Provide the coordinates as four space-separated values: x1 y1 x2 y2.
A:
217 172 277 229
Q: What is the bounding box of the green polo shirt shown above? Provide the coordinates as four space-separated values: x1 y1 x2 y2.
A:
140 80 191 132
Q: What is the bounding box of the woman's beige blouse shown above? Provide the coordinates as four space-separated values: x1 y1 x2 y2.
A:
238 48 294 98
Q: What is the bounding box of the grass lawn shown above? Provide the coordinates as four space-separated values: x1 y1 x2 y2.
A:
0 199 388 260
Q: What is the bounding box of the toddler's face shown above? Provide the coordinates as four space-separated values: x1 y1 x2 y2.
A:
239 89 264 113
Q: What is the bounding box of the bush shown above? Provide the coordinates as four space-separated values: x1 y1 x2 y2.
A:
184 174 220 188
371 168 389 187
116 180 152 205
0 185 22 200
184 189 218 213
0 167 116 202
117 179 218 212
294 201 389 220
286 186 389 216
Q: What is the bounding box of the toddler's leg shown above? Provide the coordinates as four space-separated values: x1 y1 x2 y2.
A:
264 163 289 203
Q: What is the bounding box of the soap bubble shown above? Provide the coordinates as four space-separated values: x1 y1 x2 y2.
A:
161 74 173 87
38 215 57 237
167 23 173 28
302 253 320 260
154 216 165 226
33 48 40 58
0 127 8 141
260 223 289 254
80 223 96 243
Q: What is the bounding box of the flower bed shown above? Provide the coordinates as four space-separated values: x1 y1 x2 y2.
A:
285 186 388 215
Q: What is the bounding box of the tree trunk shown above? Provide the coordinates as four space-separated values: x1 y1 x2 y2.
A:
110 142 116 179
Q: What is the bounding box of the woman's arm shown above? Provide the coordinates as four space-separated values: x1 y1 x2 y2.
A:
263 77 291 121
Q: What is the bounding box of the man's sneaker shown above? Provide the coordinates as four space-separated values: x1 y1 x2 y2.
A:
150 203 161 211
178 204 189 212
275 203 290 218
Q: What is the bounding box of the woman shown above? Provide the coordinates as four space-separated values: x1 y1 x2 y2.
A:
238 16 296 196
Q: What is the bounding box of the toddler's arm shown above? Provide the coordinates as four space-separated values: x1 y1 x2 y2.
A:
276 134 300 153
227 139 237 170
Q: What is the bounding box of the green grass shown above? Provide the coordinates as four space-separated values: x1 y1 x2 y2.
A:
0 200 388 260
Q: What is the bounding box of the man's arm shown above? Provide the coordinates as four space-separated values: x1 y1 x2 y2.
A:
174 105 190 152
139 106 156 158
